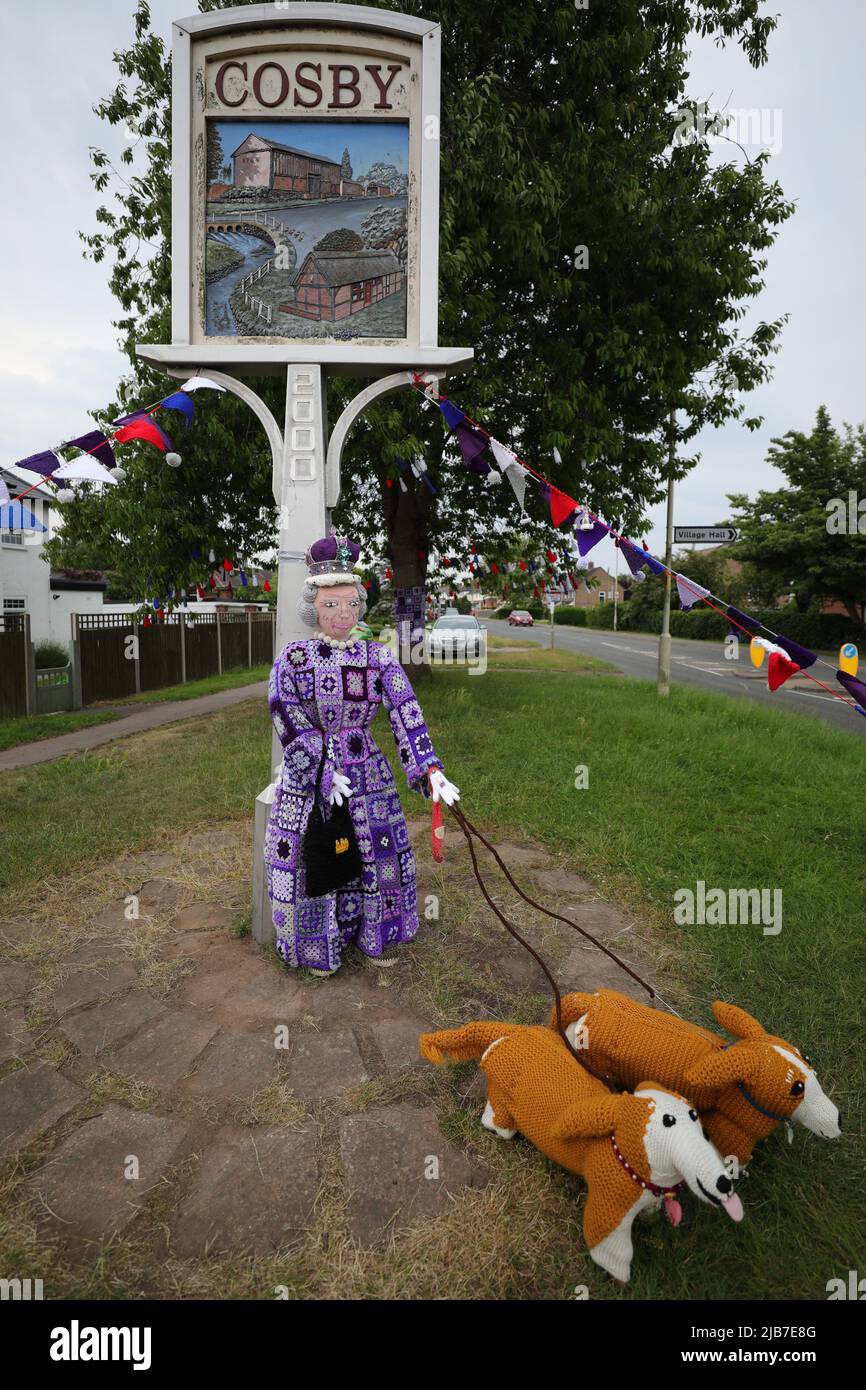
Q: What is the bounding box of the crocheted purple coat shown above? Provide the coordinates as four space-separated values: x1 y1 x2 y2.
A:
265 635 443 970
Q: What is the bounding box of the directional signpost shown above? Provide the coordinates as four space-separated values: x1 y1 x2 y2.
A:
673 526 739 544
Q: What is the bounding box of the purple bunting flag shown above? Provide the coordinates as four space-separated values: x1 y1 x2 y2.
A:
13 450 60 477
727 605 761 637
438 399 465 432
454 421 491 474
576 518 608 557
774 634 818 670
836 670 866 705
68 431 117 470
620 538 648 576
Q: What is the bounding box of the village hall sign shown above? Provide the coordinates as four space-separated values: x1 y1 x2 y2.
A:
136 4 473 944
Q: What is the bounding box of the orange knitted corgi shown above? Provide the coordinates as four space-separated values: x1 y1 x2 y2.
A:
420 1020 744 1284
548 990 841 1165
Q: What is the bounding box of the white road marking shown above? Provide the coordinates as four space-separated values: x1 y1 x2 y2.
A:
674 661 729 678
601 642 654 658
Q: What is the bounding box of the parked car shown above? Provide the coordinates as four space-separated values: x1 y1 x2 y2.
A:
427 612 486 662
508 609 534 627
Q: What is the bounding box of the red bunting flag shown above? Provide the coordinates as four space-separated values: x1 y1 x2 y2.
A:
113 417 171 453
263 579 271 592
518 559 527 571
548 486 577 528
767 652 801 692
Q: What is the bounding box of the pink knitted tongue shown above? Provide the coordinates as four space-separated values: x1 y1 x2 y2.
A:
723 1193 744 1222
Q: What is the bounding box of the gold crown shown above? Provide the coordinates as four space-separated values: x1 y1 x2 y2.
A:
335 837 349 854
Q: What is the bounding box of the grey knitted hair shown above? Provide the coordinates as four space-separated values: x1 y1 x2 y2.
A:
296 575 368 629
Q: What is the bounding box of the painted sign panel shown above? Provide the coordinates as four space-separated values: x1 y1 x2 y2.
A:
175 8 436 351
205 118 409 339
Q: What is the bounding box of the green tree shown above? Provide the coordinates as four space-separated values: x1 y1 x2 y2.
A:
728 406 866 624
53 0 793 613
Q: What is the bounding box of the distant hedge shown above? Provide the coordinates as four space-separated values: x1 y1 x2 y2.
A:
553 606 588 626
564 602 863 648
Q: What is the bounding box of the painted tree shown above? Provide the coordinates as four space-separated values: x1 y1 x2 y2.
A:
52 0 792 617
341 146 353 180
728 406 866 624
314 227 364 252
206 122 224 185
360 203 408 265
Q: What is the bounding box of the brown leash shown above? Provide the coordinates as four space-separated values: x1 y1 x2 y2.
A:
442 800 655 1085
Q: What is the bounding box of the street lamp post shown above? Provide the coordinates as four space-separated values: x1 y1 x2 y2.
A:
657 410 676 697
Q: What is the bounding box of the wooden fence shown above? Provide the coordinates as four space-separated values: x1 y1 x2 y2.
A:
0 612 31 717
73 610 276 707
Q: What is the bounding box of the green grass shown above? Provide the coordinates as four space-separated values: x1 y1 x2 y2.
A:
88 663 271 707
0 665 271 751
1 645 862 1298
0 709 126 752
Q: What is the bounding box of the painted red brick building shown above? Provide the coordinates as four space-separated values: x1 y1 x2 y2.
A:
231 133 342 197
281 248 404 321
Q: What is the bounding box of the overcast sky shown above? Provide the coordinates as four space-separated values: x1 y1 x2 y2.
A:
2 0 864 573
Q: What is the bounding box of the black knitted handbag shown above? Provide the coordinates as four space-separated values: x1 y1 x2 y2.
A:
302 740 363 897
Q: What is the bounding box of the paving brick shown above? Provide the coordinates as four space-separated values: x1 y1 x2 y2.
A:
371 1018 430 1072
110 1011 220 1089
0 1063 85 1159
179 1031 278 1102
339 1103 489 1245
0 1007 32 1064
171 1124 318 1256
0 962 35 1000
137 879 186 915
59 992 167 1057
24 1103 191 1244
171 902 238 935
288 1028 368 1100
52 963 139 1013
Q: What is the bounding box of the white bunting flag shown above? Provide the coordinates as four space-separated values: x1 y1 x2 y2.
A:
675 573 711 611
489 438 527 513
179 376 225 393
53 458 118 484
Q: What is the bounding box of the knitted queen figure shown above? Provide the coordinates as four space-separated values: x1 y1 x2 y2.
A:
265 530 459 976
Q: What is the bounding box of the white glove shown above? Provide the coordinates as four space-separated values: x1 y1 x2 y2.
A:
328 769 354 807
429 767 460 806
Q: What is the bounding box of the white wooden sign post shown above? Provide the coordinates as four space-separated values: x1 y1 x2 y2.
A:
136 3 473 943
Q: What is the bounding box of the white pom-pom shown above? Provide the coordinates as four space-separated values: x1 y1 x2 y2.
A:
632 570 646 584
485 469 502 485
56 488 75 502
209 549 216 563
112 466 126 483
165 452 182 467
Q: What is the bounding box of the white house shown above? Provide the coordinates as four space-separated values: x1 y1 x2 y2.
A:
0 464 108 649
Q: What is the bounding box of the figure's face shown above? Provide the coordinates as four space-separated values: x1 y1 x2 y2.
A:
314 582 361 639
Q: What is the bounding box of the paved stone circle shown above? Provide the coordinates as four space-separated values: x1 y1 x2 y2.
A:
0 818 655 1266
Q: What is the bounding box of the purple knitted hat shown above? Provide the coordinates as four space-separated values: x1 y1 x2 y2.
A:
304 527 362 586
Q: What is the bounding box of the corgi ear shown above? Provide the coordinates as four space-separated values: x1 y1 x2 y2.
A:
551 1095 619 1141
712 1001 766 1040
683 1041 757 1094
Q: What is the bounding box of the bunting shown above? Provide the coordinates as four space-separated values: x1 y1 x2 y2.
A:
413 374 866 726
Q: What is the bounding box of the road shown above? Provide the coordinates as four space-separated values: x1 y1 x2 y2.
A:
482 618 862 736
